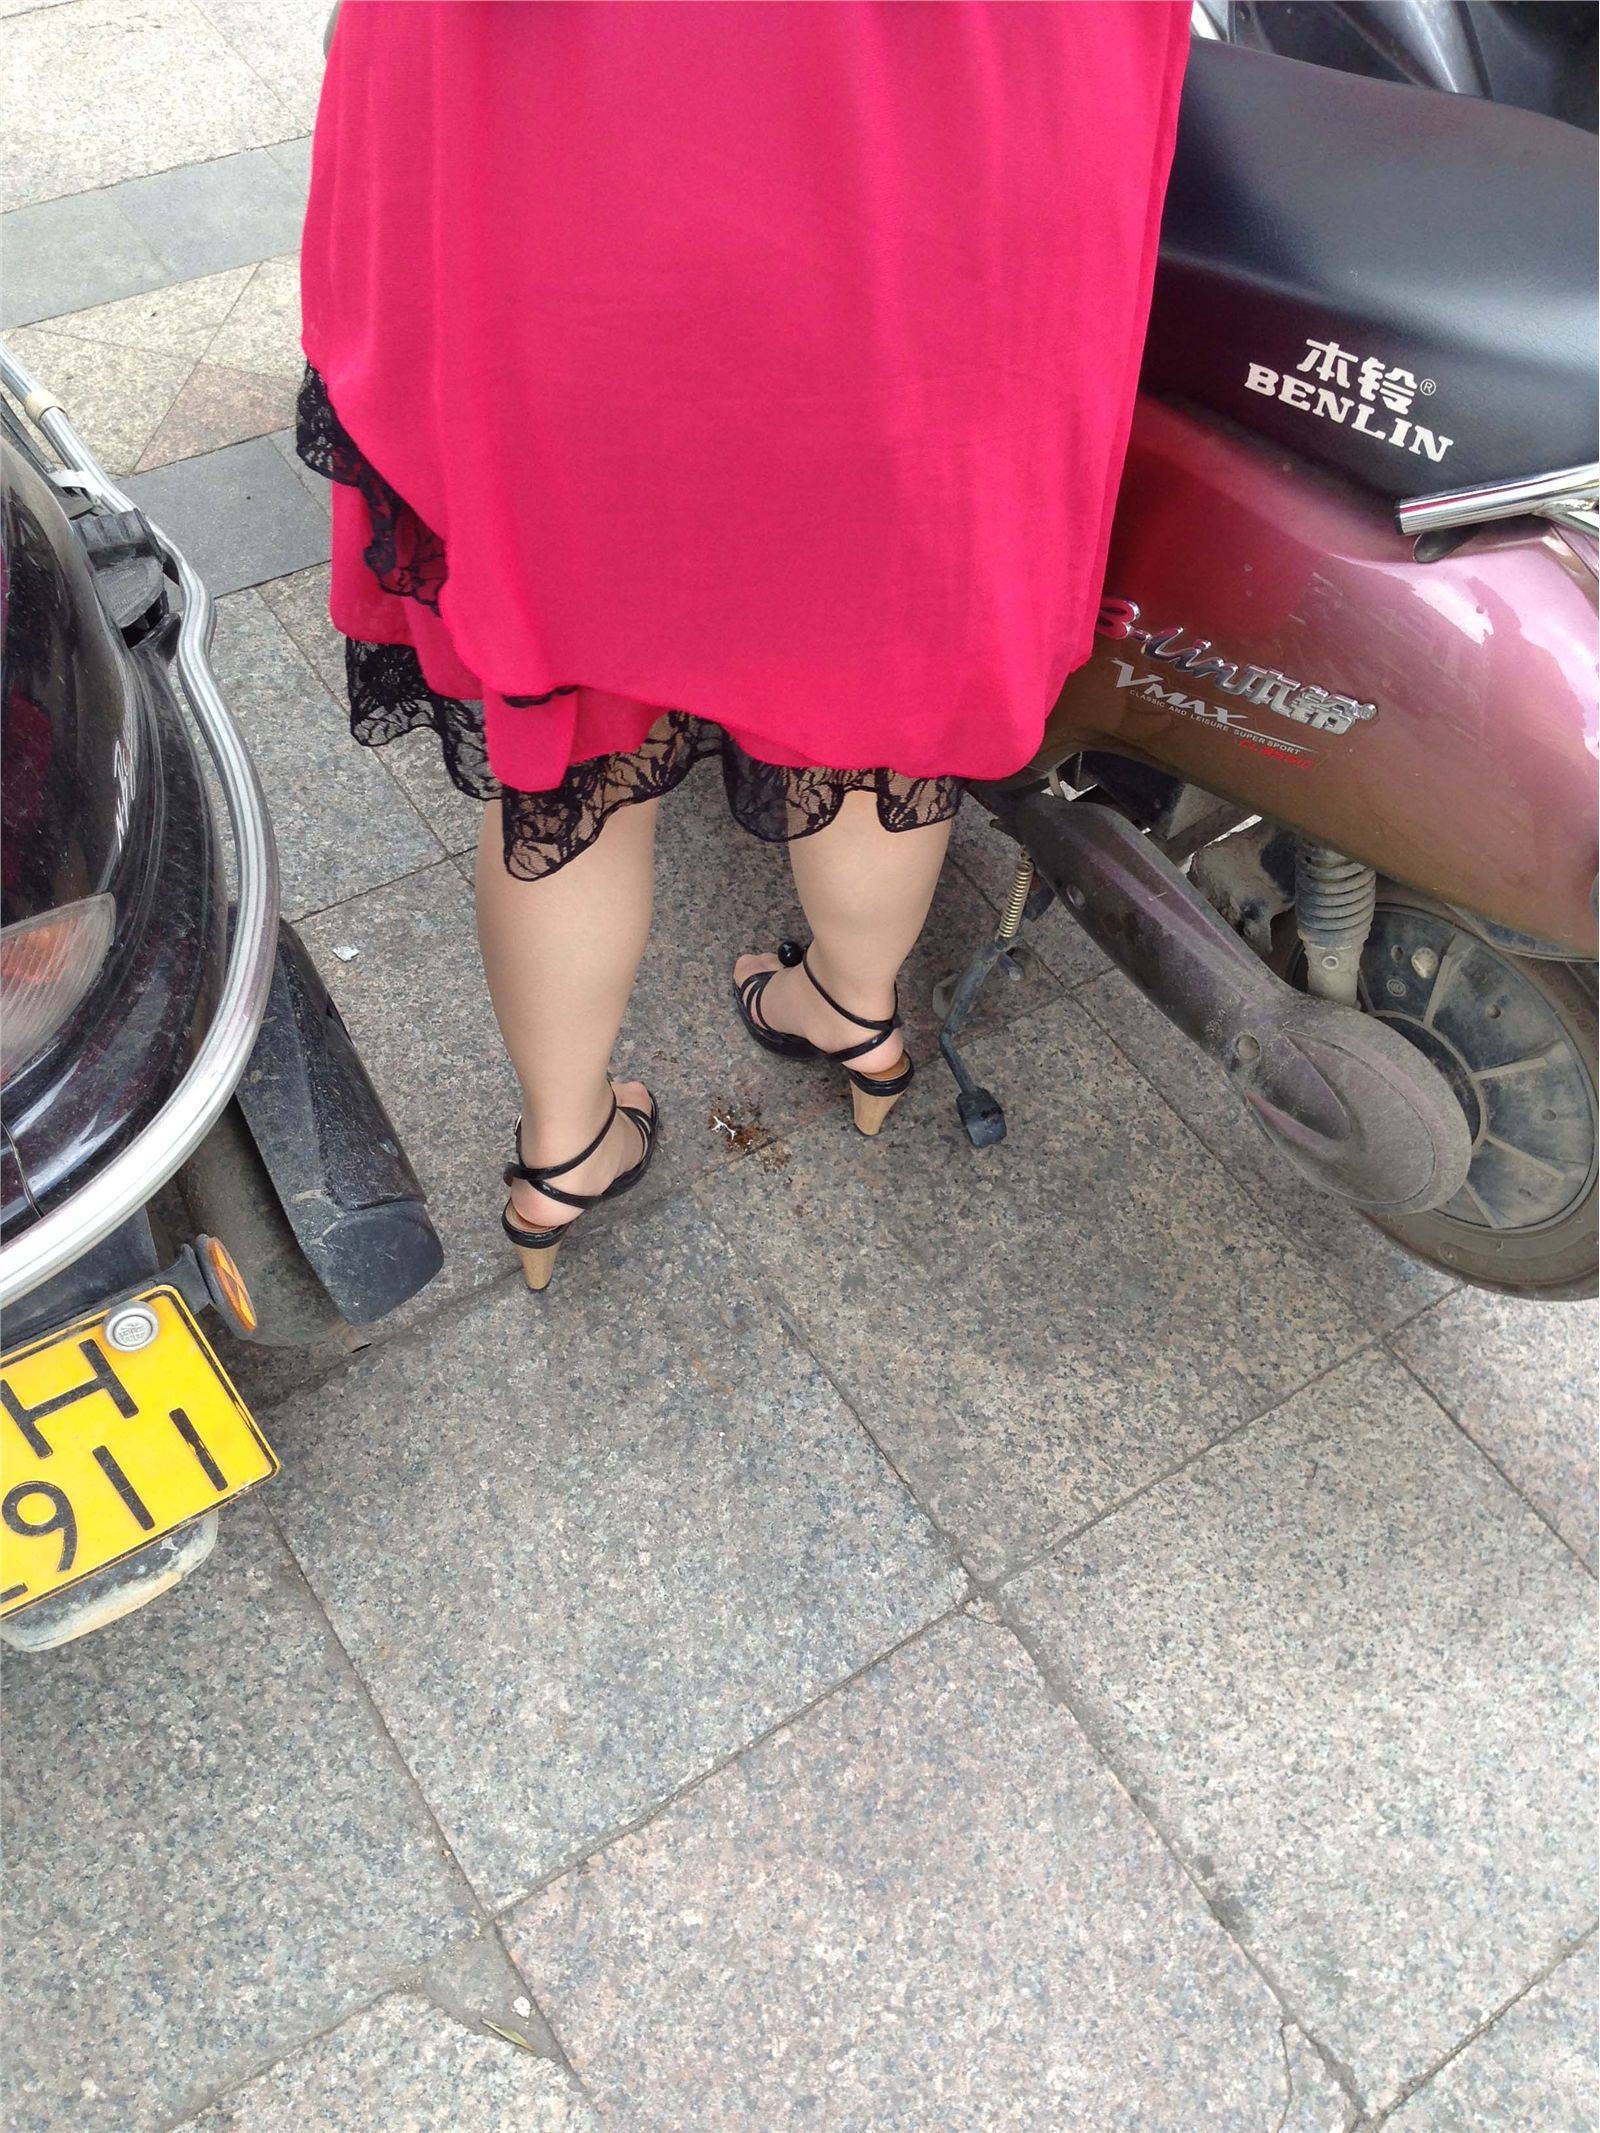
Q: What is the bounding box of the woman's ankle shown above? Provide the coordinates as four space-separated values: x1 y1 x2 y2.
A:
517 1083 615 1168
508 1076 650 1230
804 944 896 1030
772 957 904 1071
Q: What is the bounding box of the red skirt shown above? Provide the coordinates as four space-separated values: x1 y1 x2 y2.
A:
297 1 1188 871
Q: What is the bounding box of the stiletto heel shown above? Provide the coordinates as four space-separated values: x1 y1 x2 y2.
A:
501 1083 659 1292
733 939 914 1135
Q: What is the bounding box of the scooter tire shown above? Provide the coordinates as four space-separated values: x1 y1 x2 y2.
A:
1353 897 1597 1302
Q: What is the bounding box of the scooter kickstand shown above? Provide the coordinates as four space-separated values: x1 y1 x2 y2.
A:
940 1031 1006 1149
937 853 1050 1150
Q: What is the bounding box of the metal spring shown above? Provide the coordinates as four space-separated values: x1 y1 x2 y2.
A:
1294 840 1376 949
998 855 1033 942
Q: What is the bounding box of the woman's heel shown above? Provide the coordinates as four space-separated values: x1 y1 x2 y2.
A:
846 1058 914 1137
735 940 914 1137
501 1083 659 1295
514 1233 564 1292
849 1082 903 1136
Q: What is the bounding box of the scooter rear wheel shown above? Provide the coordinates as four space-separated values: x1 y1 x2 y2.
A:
1347 892 1597 1301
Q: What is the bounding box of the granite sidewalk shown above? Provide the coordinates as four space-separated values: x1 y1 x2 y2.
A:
2 5 1595 2128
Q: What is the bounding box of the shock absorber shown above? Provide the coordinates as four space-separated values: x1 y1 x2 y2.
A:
996 853 1033 945
1295 840 1376 1005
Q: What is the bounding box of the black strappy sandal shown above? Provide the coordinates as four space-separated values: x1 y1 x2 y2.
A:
502 1083 659 1292
733 939 914 1136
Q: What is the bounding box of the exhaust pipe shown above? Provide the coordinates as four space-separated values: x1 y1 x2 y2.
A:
984 787 1472 1216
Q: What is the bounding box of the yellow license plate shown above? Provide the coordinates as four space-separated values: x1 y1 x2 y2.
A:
0 1285 276 1618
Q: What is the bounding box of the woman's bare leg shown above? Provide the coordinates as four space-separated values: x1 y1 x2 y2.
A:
734 790 953 1073
475 795 658 1228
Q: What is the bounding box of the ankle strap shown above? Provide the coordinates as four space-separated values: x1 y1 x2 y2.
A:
782 939 901 1064
504 1093 618 1209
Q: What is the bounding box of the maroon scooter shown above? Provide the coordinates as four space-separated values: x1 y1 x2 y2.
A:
945 40 1598 1299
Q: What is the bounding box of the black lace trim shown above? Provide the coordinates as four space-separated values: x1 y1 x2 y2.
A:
296 362 449 611
294 362 960 880
343 637 496 800
500 714 959 882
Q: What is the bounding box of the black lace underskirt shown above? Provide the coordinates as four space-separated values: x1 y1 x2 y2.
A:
294 364 961 880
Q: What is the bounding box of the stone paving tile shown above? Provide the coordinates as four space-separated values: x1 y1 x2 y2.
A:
372 730 485 855
614 771 831 1188
703 994 1362 1578
509 1614 1346 2132
206 254 304 384
195 0 333 136
210 1316 354 1424
9 263 302 471
266 133 315 199
256 560 343 688
1393 1288 1599 1569
177 1992 597 2133
1384 1939 1598 2133
416 1924 567 2062
3 322 192 474
295 861 520 1319
0 189 170 329
1282 2033 1359 2133
137 358 299 468
207 588 439 915
268 420 331 509
268 1197 965 1908
5 0 295 211
119 147 309 283
259 562 485 850
1003 1348 1598 2113
125 432 331 595
1 1503 481 2133
22 262 254 361
949 793 1110 986
1081 967 1457 1336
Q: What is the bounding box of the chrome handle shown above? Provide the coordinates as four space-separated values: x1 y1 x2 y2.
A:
1396 462 1600 537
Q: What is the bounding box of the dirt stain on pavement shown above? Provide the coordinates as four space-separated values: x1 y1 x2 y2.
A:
706 1098 791 1170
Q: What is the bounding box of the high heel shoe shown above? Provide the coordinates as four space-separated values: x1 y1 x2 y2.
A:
501 1083 659 1291
733 939 914 1136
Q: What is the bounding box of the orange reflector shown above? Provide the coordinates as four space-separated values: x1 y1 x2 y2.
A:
201 1236 257 1333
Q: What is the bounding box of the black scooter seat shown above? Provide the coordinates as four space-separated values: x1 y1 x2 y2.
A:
1143 43 1598 501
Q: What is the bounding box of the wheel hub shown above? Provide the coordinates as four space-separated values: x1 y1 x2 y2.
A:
1386 1019 1485 1144
1360 908 1596 1234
